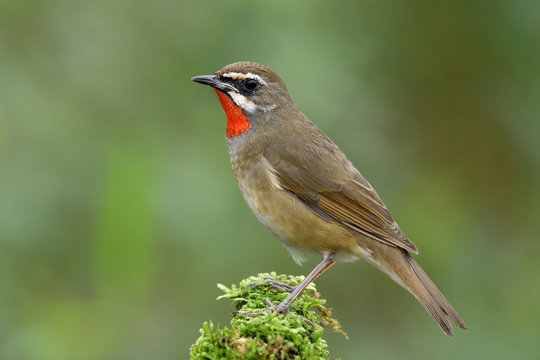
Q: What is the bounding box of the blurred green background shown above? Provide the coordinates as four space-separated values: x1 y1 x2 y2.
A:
1 0 539 359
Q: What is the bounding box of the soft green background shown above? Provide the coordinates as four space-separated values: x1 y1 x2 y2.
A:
1 1 539 359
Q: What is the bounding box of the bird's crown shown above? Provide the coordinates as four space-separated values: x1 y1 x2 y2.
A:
214 62 287 91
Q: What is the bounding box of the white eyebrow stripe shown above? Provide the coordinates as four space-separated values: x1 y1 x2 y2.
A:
221 72 268 86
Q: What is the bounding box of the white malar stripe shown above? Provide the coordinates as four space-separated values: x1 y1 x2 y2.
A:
221 72 268 86
228 92 258 113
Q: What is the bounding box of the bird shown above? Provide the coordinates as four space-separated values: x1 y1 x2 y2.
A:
191 61 467 336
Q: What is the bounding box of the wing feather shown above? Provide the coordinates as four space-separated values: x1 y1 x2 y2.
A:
264 137 418 253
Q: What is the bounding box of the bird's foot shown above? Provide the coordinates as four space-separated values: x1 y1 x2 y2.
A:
233 299 315 328
232 309 263 316
242 277 296 293
263 299 289 314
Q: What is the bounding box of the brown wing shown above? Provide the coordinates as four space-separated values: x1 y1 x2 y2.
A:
264 134 418 254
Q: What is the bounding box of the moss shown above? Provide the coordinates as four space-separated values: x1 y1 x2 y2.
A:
190 273 346 360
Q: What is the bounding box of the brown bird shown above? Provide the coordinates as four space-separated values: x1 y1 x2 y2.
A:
191 62 467 336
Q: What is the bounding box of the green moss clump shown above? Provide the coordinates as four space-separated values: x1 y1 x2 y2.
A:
190 272 345 360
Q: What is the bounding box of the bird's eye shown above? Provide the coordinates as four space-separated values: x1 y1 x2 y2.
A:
244 79 258 90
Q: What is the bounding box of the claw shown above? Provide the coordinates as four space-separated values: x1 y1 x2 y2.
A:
289 312 315 328
242 281 266 291
232 310 262 316
233 298 315 329
235 277 315 328
242 278 297 293
264 278 296 292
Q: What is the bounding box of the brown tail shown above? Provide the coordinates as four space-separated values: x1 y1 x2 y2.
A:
391 250 467 336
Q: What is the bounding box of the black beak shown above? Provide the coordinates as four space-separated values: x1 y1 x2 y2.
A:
191 75 238 93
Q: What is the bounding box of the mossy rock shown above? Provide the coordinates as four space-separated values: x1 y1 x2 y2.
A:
190 273 346 360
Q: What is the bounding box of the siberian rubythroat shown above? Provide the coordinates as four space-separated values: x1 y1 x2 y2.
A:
192 62 467 336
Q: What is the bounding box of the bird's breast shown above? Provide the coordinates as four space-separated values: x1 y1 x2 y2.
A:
227 141 359 260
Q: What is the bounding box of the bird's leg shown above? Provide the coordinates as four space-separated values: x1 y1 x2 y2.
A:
234 253 335 324
242 253 335 297
273 253 335 313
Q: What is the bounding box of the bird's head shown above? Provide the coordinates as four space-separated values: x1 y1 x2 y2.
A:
192 62 292 138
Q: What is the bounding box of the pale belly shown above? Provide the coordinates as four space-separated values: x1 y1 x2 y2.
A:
231 154 362 263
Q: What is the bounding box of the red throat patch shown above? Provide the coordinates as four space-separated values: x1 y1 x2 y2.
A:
214 90 251 138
